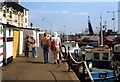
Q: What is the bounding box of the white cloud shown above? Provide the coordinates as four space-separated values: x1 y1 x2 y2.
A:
40 10 59 14
61 10 70 14
72 11 88 15
38 10 88 16
41 6 48 9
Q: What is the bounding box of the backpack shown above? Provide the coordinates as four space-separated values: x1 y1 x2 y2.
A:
50 39 56 51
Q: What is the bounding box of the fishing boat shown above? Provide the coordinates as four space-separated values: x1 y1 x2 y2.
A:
63 44 118 82
78 16 118 81
61 16 119 82
84 45 117 81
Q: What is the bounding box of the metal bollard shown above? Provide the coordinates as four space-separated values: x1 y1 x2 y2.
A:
82 52 85 82
67 46 71 72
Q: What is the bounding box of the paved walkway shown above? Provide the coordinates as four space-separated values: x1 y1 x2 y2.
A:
2 47 79 81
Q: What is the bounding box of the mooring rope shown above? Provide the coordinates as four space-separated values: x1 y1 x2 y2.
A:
69 52 94 82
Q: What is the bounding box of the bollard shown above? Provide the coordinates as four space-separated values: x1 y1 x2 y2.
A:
82 52 85 82
67 46 71 72
68 46 70 59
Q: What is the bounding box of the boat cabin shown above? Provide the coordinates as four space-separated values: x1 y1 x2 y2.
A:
62 41 80 53
81 45 94 60
61 41 81 61
91 45 112 69
114 44 120 62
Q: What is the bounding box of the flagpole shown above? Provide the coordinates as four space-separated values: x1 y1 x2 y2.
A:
100 16 103 46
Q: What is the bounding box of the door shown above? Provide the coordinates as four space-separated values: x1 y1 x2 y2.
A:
13 30 19 59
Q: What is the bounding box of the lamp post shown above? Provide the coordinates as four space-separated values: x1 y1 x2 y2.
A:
42 18 52 34
50 21 52 35
100 16 103 46
30 23 33 28
63 25 66 42
64 25 66 34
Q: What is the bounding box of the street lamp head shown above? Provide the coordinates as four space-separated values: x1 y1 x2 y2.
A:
30 23 33 28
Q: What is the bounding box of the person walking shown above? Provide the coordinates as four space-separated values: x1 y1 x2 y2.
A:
51 32 61 64
30 35 37 57
24 35 30 57
41 32 49 63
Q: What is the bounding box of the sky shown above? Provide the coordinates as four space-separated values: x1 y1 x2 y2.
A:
20 2 118 35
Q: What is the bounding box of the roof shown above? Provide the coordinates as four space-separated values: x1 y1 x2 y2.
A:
92 45 111 52
3 2 28 12
0 23 40 31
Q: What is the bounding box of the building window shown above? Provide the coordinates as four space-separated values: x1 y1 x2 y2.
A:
18 23 20 27
3 14 6 17
10 11 12 18
21 16 23 22
21 23 23 27
7 9 9 13
18 15 20 21
3 10 6 17
25 18 27 23
25 11 27 15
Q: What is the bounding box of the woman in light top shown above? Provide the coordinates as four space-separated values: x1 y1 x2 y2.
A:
51 32 61 64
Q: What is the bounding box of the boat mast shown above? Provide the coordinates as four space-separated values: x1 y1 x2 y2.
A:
100 16 103 46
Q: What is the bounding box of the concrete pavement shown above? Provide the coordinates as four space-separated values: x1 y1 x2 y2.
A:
2 47 80 82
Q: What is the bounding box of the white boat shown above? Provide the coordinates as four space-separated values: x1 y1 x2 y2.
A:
61 41 81 61
62 41 80 53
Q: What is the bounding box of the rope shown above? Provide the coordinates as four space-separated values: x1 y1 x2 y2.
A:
69 52 94 82
84 61 94 82
69 52 83 64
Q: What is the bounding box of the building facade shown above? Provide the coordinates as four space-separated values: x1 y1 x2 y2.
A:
0 1 28 28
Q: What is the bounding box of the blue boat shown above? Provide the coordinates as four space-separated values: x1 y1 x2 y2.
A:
61 41 119 82
78 45 119 82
